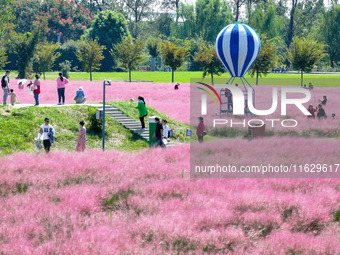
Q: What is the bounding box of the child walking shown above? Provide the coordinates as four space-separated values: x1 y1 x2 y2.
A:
9 89 16 106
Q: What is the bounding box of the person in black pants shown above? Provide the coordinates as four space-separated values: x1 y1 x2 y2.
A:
38 118 55 153
152 117 164 147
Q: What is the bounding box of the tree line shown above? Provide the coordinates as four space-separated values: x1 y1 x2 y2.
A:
0 0 338 83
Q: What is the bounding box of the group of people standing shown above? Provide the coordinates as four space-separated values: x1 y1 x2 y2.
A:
135 96 170 148
1 71 86 106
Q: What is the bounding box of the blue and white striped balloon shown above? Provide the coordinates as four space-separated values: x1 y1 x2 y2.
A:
216 23 261 77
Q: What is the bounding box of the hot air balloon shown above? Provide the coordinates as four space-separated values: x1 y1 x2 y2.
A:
215 23 260 115
216 23 261 79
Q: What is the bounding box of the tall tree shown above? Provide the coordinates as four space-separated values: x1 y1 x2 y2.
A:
320 4 340 67
287 36 325 86
194 44 225 84
249 35 277 85
33 42 61 80
251 0 286 39
11 0 92 42
230 0 246 22
113 36 145 82
0 0 13 38
161 0 181 23
14 30 40 78
161 41 187 83
76 39 105 81
286 0 299 49
196 0 234 42
87 11 130 71
122 0 154 23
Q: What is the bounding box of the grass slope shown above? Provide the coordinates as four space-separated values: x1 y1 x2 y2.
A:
0 105 148 155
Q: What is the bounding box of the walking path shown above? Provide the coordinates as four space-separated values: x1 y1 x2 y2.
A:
96 107 150 141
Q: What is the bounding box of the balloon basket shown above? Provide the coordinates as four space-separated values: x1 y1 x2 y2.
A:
219 77 256 117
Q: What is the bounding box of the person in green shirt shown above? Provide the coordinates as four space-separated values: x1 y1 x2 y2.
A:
135 96 148 130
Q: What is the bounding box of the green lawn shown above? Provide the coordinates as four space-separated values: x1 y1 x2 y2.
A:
0 105 148 155
0 103 193 155
7 70 340 87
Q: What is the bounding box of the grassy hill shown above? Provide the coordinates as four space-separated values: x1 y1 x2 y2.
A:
0 105 148 155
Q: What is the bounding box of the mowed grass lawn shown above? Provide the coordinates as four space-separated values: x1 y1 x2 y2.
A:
7 71 340 87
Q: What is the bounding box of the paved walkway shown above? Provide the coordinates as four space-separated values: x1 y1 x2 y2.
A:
8 103 104 108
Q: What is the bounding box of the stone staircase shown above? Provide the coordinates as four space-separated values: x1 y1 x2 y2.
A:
96 106 150 141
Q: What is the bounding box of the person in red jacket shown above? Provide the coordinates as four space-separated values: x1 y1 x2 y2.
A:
196 117 205 143
307 104 316 118
33 74 41 106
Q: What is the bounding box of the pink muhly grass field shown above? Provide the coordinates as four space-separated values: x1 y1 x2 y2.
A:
13 79 340 131
0 138 339 254
12 80 190 124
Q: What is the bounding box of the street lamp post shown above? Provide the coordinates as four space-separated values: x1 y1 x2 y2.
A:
102 80 111 151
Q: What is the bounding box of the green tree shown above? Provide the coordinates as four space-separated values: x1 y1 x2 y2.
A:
0 48 9 70
33 42 61 80
195 0 233 42
320 4 340 67
249 36 277 85
87 11 130 71
113 36 145 82
250 0 286 39
0 0 13 38
14 30 40 78
161 41 187 83
194 44 224 84
287 36 325 86
146 37 161 58
76 39 105 81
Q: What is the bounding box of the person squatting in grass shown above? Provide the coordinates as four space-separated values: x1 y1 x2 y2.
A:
56 72 69 105
136 96 148 130
76 120 87 152
38 118 55 153
196 117 205 143
33 74 41 106
152 117 164 148
74 87 86 104
2 70 10 106
317 104 327 120
307 104 317 118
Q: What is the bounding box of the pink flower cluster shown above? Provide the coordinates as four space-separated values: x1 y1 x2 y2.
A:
0 138 339 254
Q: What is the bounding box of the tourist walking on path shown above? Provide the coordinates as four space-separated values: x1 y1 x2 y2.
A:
74 87 86 104
2 70 10 105
135 96 148 130
76 120 87 152
56 72 68 105
33 74 41 106
196 117 205 143
152 117 164 147
38 118 55 153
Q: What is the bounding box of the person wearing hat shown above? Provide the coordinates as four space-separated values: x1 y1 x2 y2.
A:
74 86 86 104
196 116 205 143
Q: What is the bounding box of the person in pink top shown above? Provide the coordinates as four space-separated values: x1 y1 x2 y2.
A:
56 72 69 105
